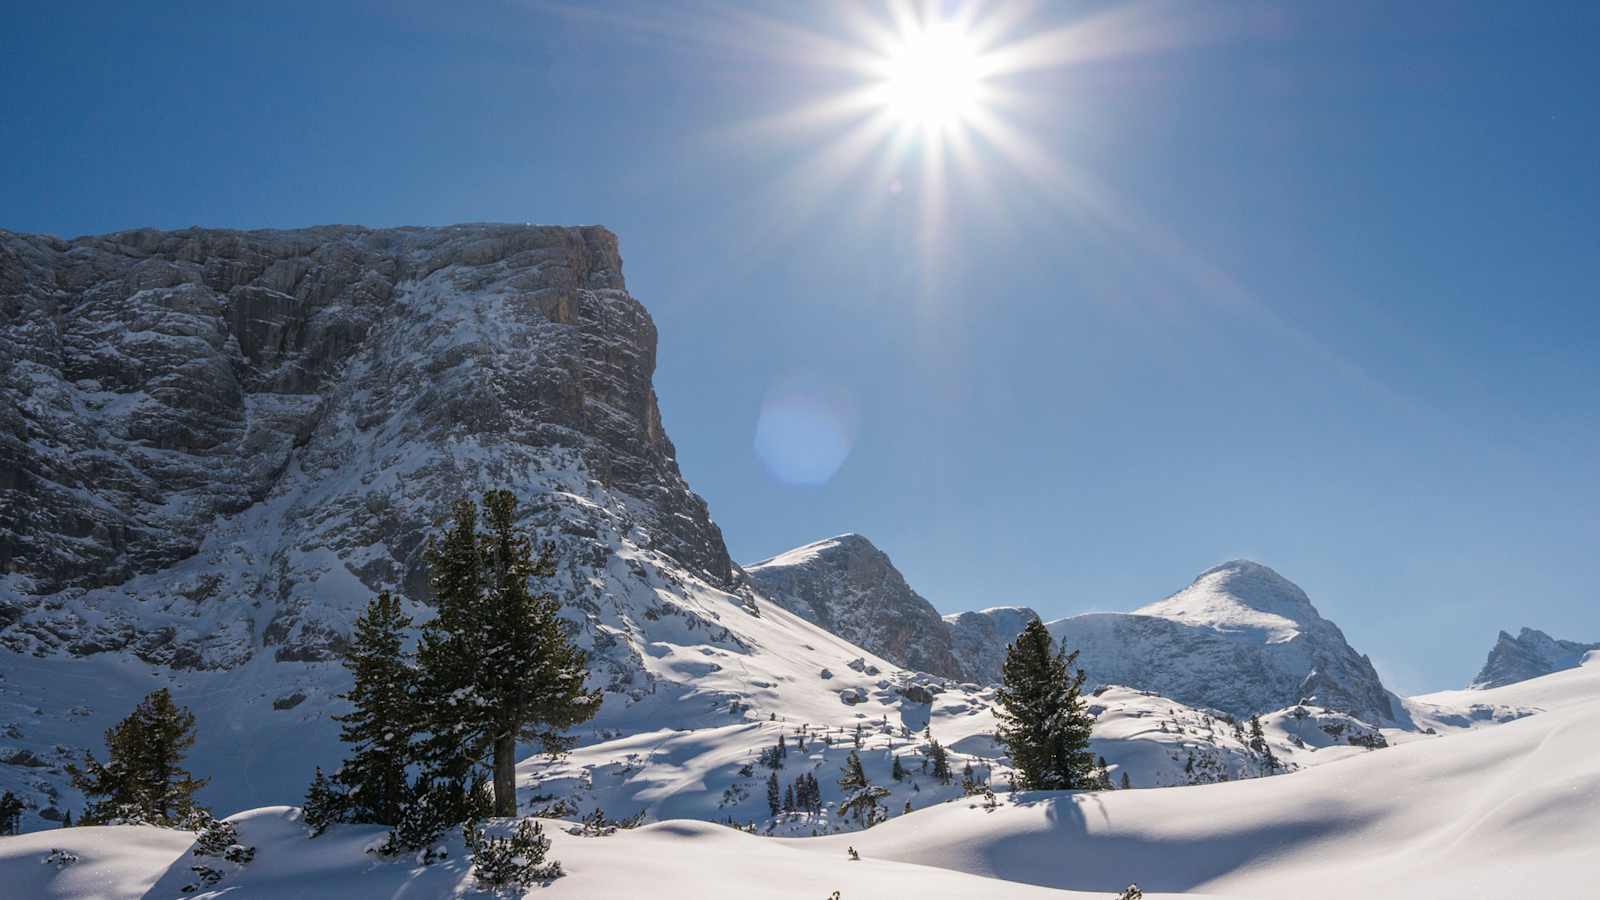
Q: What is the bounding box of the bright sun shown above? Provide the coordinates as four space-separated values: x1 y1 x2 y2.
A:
878 24 986 129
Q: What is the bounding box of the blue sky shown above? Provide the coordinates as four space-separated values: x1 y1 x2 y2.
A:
4 1 1596 692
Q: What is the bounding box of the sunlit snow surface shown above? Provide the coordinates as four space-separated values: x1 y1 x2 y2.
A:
4 655 1596 898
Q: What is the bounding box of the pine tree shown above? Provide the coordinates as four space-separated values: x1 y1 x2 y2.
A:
1247 714 1266 751
332 590 416 826
302 767 351 836
929 739 953 785
0 791 22 835
783 783 795 812
766 771 781 816
890 755 906 781
1120 770 1132 790
1248 714 1279 773
836 751 888 825
61 810 72 828
67 688 208 825
838 751 868 795
778 733 787 757
417 492 602 817
993 619 1095 790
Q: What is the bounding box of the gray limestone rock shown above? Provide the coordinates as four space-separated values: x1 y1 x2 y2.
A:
1470 627 1599 689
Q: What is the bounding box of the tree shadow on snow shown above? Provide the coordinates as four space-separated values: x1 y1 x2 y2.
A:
968 791 1347 894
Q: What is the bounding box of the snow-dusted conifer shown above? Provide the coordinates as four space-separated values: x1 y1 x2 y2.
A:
837 750 889 825
417 492 602 817
331 590 415 826
302 767 350 836
929 739 953 785
994 619 1095 790
838 750 868 794
766 771 781 816
67 688 208 826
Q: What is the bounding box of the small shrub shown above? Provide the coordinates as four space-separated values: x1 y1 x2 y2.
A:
464 818 562 887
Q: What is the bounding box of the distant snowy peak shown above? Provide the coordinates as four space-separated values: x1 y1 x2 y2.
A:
1470 627 1600 689
1134 559 1319 640
1050 560 1395 725
746 533 968 681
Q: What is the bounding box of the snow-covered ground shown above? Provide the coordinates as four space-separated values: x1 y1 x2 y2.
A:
6 654 1593 898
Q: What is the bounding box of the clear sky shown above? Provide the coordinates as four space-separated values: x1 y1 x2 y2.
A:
4 1 1597 693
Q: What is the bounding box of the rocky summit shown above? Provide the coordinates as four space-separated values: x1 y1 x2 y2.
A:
1470 627 1600 689
746 534 971 681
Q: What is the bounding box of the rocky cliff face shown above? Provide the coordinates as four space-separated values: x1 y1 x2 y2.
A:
1 224 916 819
1049 561 1396 725
0 225 729 612
746 534 971 681
943 606 1038 684
1471 628 1600 689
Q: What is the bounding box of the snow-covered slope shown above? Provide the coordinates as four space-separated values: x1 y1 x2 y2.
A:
830 652 1600 897
0 225 936 829
1047 561 1395 725
746 534 969 680
7 655 1596 898
1468 626 1600 689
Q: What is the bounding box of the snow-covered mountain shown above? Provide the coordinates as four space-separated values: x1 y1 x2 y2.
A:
0 225 931 827
745 534 969 681
750 536 1394 725
1469 626 1600 689
745 533 1041 685
1048 561 1396 725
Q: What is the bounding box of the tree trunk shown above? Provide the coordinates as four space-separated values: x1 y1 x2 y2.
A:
493 733 517 817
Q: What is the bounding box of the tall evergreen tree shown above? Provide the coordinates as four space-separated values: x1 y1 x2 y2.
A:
67 689 207 825
928 739 953 785
766 771 781 816
332 590 416 825
417 492 602 816
993 618 1095 790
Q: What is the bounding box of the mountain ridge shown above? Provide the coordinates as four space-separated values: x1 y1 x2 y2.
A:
1470 627 1600 689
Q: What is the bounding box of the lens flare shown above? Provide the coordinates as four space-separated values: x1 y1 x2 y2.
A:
753 378 860 486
